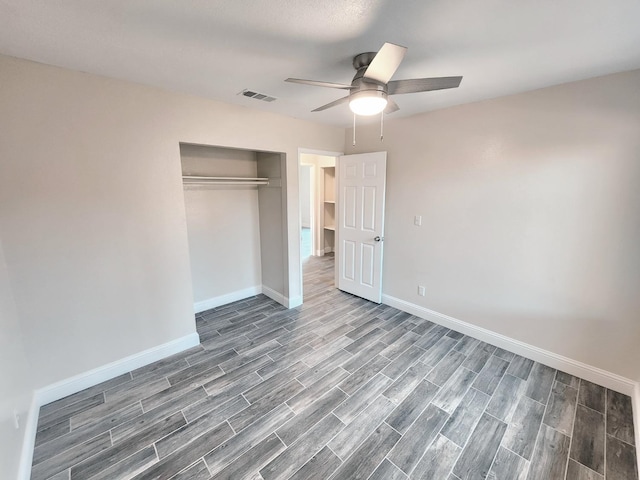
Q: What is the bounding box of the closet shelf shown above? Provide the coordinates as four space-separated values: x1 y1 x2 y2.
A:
324 200 335 204
182 175 269 186
324 225 336 231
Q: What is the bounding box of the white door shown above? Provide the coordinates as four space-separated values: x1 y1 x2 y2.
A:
337 151 387 303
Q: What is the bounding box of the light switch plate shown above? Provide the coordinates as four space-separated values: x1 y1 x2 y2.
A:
414 215 422 226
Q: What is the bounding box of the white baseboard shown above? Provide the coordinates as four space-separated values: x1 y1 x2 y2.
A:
194 286 261 313
18 332 200 480
315 249 324 257
386 292 640 473
194 285 296 311
635 383 640 475
288 296 303 309
382 294 638 397
18 394 39 480
324 247 334 254
262 285 301 308
263 286 300 309
262 285 286 306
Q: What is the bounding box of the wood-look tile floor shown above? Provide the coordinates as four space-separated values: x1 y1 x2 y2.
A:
33 255 638 480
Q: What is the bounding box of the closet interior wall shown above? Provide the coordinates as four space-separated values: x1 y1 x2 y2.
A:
180 144 286 311
257 152 287 301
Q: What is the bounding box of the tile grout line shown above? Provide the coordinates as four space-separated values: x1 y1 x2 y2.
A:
480 409 508 479
563 387 577 480
606 432 636 449
381 456 409 479
524 366 558 480
501 444 530 464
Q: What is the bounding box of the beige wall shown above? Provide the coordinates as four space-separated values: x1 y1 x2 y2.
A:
0 236 33 479
345 69 640 381
0 53 343 391
180 145 262 304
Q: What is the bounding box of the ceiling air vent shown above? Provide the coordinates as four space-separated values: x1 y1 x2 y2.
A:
239 89 277 102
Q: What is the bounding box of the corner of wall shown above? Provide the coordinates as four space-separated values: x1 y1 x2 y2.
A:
16 332 200 479
193 286 262 314
262 285 292 308
17 393 39 480
383 293 640 469
382 294 638 396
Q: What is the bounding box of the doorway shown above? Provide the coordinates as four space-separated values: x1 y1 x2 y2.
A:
298 149 342 303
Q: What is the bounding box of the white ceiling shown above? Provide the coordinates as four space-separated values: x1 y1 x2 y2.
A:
2 0 640 127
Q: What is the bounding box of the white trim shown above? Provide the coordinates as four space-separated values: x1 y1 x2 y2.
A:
635 383 640 476
287 295 302 309
262 285 287 307
17 394 39 480
297 147 344 158
18 332 200 480
315 249 325 256
324 247 334 254
382 294 638 396
35 333 200 406
262 285 301 309
194 285 298 311
193 286 261 313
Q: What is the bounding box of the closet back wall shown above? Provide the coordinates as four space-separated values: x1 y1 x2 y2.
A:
181 145 262 310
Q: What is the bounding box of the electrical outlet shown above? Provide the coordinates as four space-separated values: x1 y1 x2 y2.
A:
13 411 20 430
418 285 426 296
414 215 422 226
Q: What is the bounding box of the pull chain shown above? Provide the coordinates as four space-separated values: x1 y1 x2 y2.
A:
380 111 384 142
353 113 356 146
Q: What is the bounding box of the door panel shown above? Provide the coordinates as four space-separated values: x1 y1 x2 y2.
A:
344 186 357 228
337 151 387 303
362 186 376 231
343 240 356 281
361 244 375 287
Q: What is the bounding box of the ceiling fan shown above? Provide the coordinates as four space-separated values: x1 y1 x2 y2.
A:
286 42 462 116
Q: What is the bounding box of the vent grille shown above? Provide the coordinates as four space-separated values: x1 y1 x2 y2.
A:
239 89 277 102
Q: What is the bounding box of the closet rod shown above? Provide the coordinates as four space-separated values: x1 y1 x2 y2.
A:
182 175 269 186
183 180 269 186
182 176 269 181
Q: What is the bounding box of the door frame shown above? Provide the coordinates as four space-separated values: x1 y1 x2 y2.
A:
297 148 343 305
298 163 314 258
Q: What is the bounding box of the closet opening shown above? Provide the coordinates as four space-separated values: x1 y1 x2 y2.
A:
180 143 288 313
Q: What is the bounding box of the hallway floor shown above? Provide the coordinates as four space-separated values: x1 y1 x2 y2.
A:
32 255 637 479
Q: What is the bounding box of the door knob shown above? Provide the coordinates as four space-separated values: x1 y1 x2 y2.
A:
374 236 384 242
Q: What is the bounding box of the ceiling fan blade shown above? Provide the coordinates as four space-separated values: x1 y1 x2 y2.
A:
388 76 463 95
285 78 352 90
363 42 408 84
385 98 400 114
311 95 351 112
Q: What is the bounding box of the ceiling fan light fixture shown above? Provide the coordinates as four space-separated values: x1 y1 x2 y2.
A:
349 90 388 116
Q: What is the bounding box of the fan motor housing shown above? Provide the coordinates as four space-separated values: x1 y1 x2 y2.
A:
351 52 388 95
352 52 377 70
